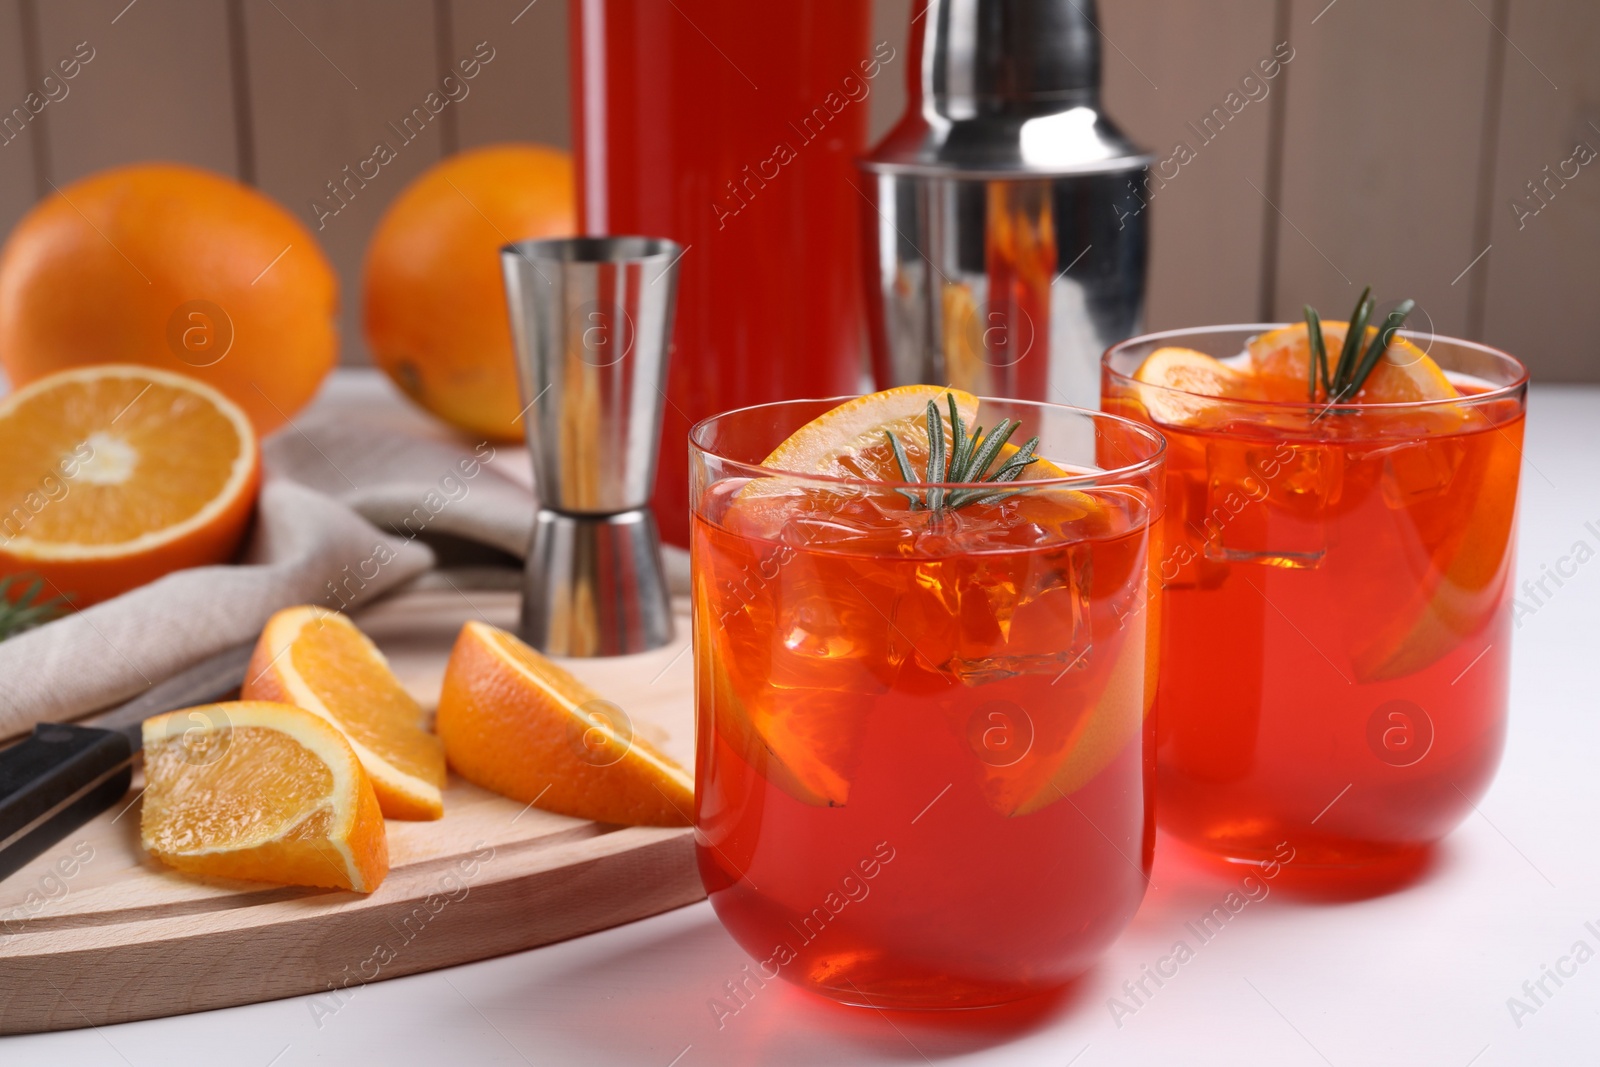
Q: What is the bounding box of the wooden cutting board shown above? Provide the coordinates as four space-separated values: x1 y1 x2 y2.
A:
0 587 703 1035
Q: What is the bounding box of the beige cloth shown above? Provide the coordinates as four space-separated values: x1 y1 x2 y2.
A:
0 403 537 741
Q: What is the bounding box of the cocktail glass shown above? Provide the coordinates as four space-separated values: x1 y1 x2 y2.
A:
1103 326 1527 871
689 396 1165 1009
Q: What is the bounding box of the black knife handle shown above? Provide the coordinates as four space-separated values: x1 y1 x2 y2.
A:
0 724 133 883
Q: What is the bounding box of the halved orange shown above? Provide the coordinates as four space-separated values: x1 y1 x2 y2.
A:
1247 321 1457 404
435 621 694 827
141 701 388 892
242 606 447 820
0 364 259 605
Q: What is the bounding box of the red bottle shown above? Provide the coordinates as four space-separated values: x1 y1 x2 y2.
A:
570 0 875 546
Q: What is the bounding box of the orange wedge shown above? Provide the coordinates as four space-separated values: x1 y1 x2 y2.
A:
1247 321 1457 403
242 606 447 820
0 364 259 605
435 621 694 826
140 701 388 892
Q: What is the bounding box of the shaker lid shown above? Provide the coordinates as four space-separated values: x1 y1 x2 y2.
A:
863 0 1151 178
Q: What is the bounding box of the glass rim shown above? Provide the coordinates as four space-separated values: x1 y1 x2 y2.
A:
1102 323 1530 414
688 394 1167 493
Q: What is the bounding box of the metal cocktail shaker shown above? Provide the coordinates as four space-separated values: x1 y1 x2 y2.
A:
501 236 681 657
860 0 1151 408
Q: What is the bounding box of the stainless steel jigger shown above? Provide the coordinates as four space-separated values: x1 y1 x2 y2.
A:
501 236 681 657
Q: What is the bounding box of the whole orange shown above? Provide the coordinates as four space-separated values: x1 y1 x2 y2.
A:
363 143 573 441
0 163 338 433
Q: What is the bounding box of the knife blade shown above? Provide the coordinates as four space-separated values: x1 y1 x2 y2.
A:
0 640 255 884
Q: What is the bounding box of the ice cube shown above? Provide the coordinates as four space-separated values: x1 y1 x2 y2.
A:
1201 438 1334 569
943 544 1093 685
777 490 916 555
1372 438 1464 509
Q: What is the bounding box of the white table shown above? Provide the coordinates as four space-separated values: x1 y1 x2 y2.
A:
7 381 1599 1066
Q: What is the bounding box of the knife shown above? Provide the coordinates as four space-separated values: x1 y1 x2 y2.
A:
0 641 255 883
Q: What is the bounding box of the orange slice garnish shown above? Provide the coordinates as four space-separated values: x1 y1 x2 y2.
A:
435 621 694 826
140 701 388 892
1131 346 1266 425
242 606 447 820
1248 321 1457 404
760 385 980 480
0 364 259 605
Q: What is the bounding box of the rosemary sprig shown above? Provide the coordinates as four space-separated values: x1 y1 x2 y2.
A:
0 574 69 642
1304 286 1417 404
885 393 1041 513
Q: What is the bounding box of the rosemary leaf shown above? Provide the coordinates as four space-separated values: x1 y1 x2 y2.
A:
884 429 922 510
925 401 947 511
1347 299 1416 398
946 393 970 481
1304 305 1328 401
1302 288 1418 405
1330 285 1373 396
886 394 1043 513
988 435 1041 483
965 419 1018 483
0 574 69 642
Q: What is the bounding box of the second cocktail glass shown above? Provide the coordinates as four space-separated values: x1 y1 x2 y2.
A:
689 394 1165 1009
1104 325 1527 871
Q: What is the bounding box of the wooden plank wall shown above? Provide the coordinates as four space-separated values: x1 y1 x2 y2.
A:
0 0 1594 380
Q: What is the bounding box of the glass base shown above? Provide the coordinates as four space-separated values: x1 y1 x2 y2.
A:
814 979 1070 1013
1165 830 1440 900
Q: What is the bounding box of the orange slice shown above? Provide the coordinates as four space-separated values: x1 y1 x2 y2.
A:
1131 346 1266 425
694 584 833 807
1349 425 1522 681
760 384 980 481
435 621 694 826
140 701 388 892
0 364 260 605
1010 609 1153 815
242 606 447 820
1248 321 1457 403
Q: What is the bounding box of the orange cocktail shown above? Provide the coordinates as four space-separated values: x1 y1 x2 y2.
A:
689 390 1165 1008
1104 315 1527 870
